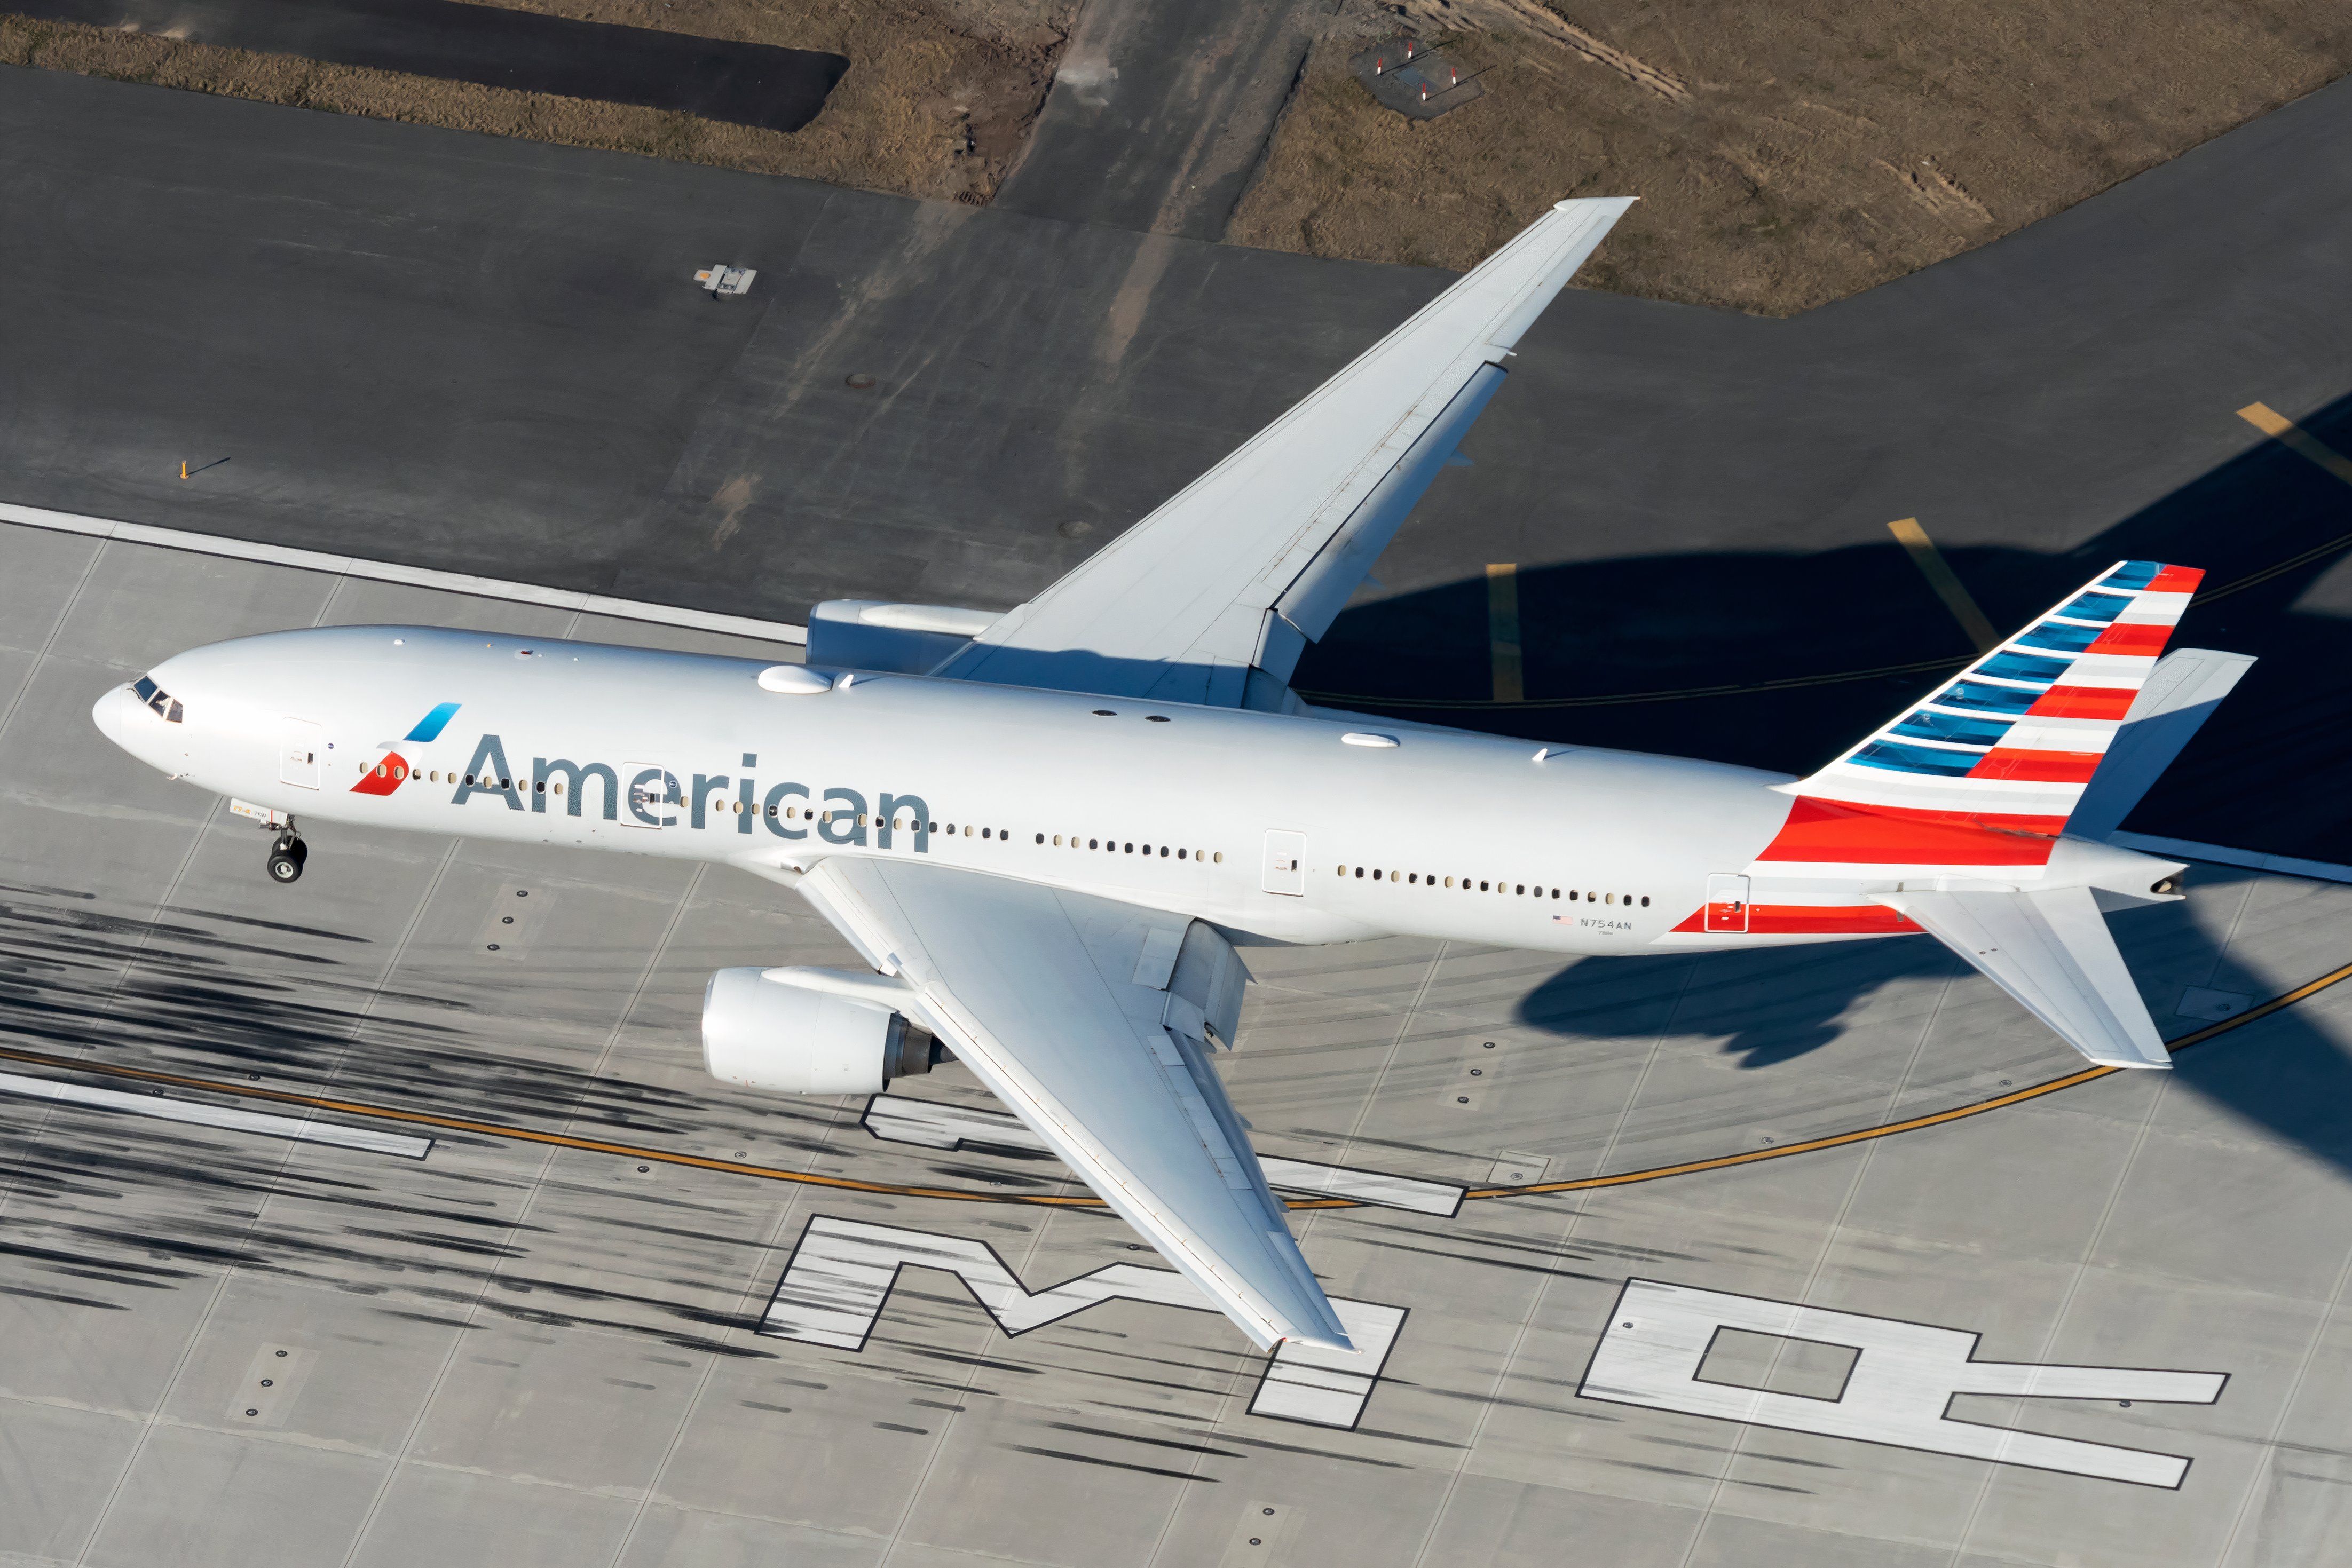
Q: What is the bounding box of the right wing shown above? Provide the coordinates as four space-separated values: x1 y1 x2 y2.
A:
930 198 1635 708
1875 884 2171 1068
795 856 1350 1350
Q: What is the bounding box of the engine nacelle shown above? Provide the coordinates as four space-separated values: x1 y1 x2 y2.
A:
701 967 937 1095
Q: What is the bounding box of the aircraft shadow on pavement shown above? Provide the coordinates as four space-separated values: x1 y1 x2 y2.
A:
1502 870 2352 1186
1300 392 2352 867
1302 392 2352 1177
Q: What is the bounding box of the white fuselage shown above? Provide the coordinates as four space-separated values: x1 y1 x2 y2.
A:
96 625 1825 952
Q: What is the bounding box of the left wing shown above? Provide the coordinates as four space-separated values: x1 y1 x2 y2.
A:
931 197 1634 708
795 857 1351 1350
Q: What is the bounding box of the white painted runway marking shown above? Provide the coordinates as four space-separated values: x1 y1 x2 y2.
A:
1 501 807 646
861 1092 1466 1215
1580 1279 2227 1487
761 1215 1407 1429
0 1069 433 1159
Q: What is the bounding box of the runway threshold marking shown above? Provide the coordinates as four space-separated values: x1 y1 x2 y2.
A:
0 957 2343 1212
1885 518 2000 653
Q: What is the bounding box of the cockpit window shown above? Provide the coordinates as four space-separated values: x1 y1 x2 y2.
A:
132 676 184 724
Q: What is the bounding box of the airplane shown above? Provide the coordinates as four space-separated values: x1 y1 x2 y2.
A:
91 197 2251 1355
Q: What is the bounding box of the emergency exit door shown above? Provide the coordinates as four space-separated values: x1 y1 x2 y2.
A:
1261 830 1307 896
1703 873 1750 932
279 720 323 789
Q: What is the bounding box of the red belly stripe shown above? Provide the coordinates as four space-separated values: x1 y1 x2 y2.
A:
1671 902 1921 935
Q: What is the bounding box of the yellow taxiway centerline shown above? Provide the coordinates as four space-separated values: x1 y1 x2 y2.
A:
0 958 2345 1212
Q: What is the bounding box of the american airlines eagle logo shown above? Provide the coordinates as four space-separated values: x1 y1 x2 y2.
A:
349 702 461 796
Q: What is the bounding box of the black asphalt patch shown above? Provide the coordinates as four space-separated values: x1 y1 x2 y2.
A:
13 0 848 132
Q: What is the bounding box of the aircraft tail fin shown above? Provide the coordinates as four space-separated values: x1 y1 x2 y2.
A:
1793 561 2204 838
1875 884 2171 1068
2068 647 2256 840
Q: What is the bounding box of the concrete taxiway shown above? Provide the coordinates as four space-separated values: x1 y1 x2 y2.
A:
3 52 2352 1568
4 519 2350 1567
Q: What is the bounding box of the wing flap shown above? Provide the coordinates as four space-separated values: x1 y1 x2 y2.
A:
1876 885 2171 1068
797 858 1351 1349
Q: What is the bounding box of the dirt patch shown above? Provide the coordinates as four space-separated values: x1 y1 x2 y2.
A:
0 0 1073 203
1229 0 2352 314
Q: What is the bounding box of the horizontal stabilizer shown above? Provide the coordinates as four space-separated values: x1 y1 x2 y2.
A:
2070 647 2255 840
1875 885 2171 1068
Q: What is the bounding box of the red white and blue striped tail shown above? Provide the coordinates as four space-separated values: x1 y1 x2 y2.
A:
1790 560 2203 837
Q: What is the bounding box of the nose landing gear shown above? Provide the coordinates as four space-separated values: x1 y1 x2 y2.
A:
266 830 308 885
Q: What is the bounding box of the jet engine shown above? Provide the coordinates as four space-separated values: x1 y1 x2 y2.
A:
701 967 941 1095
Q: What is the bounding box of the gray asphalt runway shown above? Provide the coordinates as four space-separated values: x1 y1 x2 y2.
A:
5 53 2352 1568
3 523 2350 1567
3 66 2349 861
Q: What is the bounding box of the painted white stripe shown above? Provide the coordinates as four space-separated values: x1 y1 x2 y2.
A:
861 1092 1465 1214
0 1069 433 1158
2106 833 2352 886
1 501 808 647
1257 1157 1464 1216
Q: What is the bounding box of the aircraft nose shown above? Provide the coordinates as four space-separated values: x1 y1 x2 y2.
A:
91 684 132 748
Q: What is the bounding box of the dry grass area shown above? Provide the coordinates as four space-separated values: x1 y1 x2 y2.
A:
1230 0 2352 313
0 0 1072 203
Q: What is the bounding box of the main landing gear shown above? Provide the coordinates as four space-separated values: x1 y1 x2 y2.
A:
266 830 308 885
